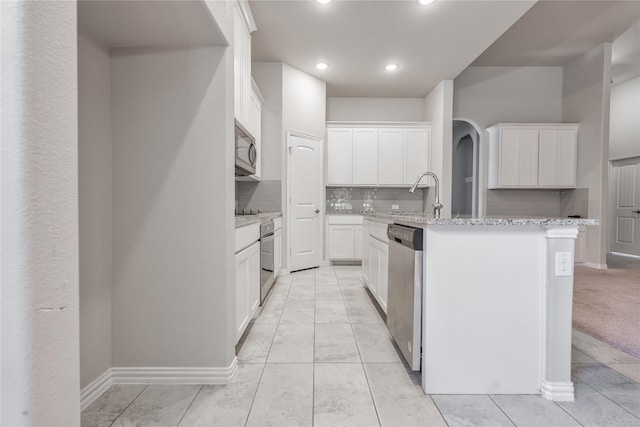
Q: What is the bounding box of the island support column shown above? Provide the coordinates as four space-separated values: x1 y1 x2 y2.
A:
542 227 579 401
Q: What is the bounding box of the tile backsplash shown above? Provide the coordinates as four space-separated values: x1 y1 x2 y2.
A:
326 187 426 213
236 180 282 213
486 188 589 218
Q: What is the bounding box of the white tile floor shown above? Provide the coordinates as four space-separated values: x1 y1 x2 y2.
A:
82 266 640 427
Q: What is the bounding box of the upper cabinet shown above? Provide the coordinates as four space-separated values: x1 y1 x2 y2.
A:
233 1 257 133
488 123 579 189
326 122 431 187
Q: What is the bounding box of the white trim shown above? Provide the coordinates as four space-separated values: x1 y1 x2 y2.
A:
541 380 575 401
326 121 431 128
80 368 113 411
112 359 238 384
544 228 579 239
235 0 257 33
609 251 640 259
80 359 238 410
584 262 608 269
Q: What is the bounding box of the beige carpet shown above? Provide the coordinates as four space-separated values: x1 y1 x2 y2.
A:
573 265 640 358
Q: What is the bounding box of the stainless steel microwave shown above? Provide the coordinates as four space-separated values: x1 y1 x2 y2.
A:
235 120 256 176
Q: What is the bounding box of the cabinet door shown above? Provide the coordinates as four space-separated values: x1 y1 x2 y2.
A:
233 9 244 121
247 242 260 319
241 23 252 127
353 128 379 185
379 128 404 185
327 128 353 185
235 248 250 342
539 129 576 187
328 225 356 259
404 128 430 185
354 225 363 260
500 129 538 186
274 229 282 276
378 241 389 313
368 237 379 297
361 221 370 283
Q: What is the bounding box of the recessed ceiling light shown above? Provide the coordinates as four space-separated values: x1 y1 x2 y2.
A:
385 63 399 72
417 0 435 5
316 0 332 4
316 62 329 70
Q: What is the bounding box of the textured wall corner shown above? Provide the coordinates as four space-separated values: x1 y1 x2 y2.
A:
1 1 80 425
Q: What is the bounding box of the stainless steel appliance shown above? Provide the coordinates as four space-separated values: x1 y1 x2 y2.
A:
386 223 423 371
259 220 276 304
235 120 256 176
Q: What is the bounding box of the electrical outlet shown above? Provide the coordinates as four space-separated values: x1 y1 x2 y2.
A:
555 252 573 277
392 204 399 210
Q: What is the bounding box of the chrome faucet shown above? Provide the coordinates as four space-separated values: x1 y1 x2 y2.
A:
409 172 443 219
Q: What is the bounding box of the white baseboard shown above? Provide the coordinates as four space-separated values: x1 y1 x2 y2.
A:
80 368 113 411
583 262 608 270
609 251 640 259
80 358 238 410
541 380 574 401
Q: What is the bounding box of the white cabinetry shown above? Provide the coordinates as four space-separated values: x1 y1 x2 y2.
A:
327 123 431 187
327 128 353 185
488 123 578 189
235 223 260 343
327 215 363 261
273 216 282 276
233 1 257 133
362 219 390 313
353 129 379 185
574 226 586 264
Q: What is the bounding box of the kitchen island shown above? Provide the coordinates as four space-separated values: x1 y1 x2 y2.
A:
363 213 598 401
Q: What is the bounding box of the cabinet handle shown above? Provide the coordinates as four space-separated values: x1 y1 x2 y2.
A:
633 210 640 214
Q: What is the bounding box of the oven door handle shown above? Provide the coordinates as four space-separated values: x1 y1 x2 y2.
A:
261 232 275 241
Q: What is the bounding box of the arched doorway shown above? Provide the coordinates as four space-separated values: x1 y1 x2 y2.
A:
452 119 481 216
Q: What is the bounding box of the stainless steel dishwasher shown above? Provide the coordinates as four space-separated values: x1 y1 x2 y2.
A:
386 223 423 371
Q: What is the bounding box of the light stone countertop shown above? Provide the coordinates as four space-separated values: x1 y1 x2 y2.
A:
235 212 282 228
363 212 599 227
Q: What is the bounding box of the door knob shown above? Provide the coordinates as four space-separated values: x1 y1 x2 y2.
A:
315 209 320 214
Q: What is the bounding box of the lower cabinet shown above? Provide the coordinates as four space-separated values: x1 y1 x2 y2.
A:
575 226 586 264
274 228 282 275
327 215 363 261
362 219 389 314
235 240 260 343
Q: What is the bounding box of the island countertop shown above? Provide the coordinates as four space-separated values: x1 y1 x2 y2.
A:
363 212 599 227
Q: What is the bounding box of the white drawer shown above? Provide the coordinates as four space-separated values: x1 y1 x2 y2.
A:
235 223 260 254
369 220 389 244
273 216 282 230
327 215 363 225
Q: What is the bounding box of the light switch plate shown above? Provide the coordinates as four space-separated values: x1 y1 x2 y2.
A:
392 204 399 210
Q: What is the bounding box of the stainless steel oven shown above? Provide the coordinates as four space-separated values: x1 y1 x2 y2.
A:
235 119 256 176
259 220 276 304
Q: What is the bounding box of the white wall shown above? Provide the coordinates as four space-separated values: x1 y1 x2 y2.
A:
453 66 564 215
326 97 425 122
610 75 640 160
111 46 236 368
562 44 612 268
1 1 81 425
424 81 454 218
78 32 113 389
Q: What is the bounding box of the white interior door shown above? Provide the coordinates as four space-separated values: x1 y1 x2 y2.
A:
611 157 640 256
288 131 323 272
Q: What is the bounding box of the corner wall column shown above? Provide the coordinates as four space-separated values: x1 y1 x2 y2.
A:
542 227 579 401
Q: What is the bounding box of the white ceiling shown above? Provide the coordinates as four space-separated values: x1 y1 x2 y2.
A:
250 0 640 97
472 1 640 67
249 0 536 97
78 0 227 48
